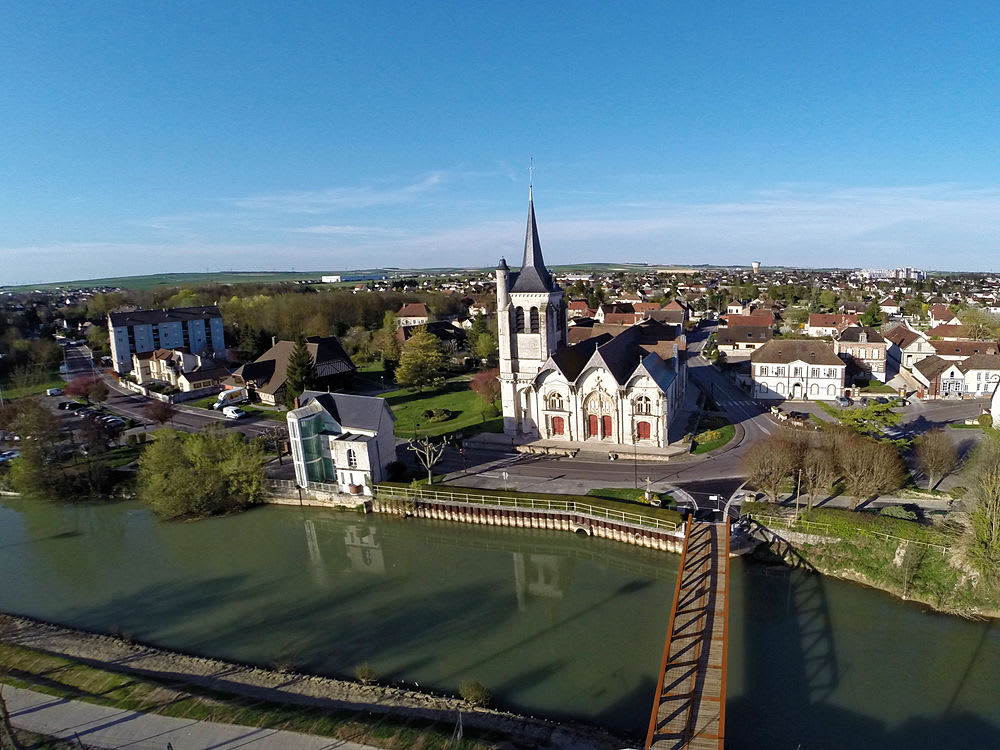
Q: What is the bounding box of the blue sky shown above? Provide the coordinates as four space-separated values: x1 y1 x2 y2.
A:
3 1 1000 285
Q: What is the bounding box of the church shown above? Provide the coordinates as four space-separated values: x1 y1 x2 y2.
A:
496 189 687 448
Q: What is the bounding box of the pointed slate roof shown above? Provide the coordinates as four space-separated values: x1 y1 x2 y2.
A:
510 187 555 294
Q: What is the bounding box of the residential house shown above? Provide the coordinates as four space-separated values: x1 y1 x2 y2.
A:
396 320 467 350
926 324 969 341
722 312 775 328
833 326 888 383
959 355 1000 397
567 300 595 319
912 356 955 398
750 340 846 400
805 313 859 337
226 336 356 406
931 340 999 361
287 391 396 496
396 302 431 328
913 355 1000 398
108 306 226 374
716 325 773 352
884 325 932 370
929 304 959 327
879 297 901 316
131 348 230 394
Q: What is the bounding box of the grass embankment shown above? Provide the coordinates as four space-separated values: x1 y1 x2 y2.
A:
385 380 502 438
859 381 897 394
690 416 735 454
0 642 494 750
587 487 677 510
382 482 683 528
743 501 996 614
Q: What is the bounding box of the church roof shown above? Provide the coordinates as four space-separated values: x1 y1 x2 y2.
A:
510 187 556 294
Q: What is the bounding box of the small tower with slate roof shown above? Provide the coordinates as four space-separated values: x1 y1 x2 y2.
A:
496 187 567 438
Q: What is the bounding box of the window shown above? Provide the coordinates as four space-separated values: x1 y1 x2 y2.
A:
793 367 803 377
775 367 786 376
515 307 525 332
758 366 768 376
347 449 357 469
810 368 819 377
633 395 652 415
530 306 540 333
546 392 564 410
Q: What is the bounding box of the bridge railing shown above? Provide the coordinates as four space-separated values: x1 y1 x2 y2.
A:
374 484 680 533
267 478 343 495
749 514 951 552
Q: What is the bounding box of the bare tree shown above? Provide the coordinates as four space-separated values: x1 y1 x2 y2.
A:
407 436 447 485
743 436 797 504
144 399 176 427
916 429 960 490
968 436 1000 570
839 436 905 508
802 446 838 511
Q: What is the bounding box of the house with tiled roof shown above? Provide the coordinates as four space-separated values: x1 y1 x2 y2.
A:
750 339 846 400
833 326 888 383
226 336 355 406
929 304 959 328
396 302 431 328
806 313 859 337
884 324 932 370
930 340 1000 361
717 325 773 352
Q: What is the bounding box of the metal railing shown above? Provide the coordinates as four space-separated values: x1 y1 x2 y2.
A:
267 478 342 495
374 484 680 532
750 514 951 552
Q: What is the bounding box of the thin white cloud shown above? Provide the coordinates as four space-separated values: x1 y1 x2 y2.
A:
229 172 448 214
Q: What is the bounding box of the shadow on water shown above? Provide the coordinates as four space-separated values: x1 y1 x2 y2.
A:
728 521 1000 749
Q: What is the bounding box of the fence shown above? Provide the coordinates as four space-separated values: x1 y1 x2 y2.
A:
750 514 951 552
373 484 680 532
267 478 342 496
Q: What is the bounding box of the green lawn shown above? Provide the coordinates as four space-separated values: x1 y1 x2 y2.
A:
691 416 735 454
0 372 65 400
587 487 677 509
384 380 500 437
860 381 897 394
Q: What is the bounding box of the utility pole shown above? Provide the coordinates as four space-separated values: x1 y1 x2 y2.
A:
796 468 802 519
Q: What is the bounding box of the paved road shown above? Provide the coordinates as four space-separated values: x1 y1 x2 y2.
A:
3 684 374 749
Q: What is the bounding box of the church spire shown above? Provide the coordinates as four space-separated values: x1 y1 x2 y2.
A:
510 185 555 293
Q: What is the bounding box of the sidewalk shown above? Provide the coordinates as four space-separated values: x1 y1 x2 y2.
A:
2 684 374 750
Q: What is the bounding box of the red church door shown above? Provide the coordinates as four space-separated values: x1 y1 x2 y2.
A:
587 414 599 438
602 415 613 438
637 421 651 440
552 416 565 435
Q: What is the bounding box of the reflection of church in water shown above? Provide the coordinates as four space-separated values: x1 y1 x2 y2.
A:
496 188 687 448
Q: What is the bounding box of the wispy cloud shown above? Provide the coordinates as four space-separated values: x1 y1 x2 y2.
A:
229 172 448 214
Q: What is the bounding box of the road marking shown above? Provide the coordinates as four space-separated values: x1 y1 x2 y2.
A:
757 423 771 435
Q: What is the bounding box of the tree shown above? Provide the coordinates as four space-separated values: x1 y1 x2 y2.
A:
283 336 316 409
837 400 903 440
86 323 110 354
966 435 1000 572
87 378 110 407
372 311 401 370
802 445 838 511
838 436 905 508
137 427 268 519
916 429 960 490
958 308 1000 341
470 367 500 409
144 399 176 427
407 435 447 485
860 299 882 328
1 399 61 499
743 437 797 503
472 331 498 365
395 330 445 391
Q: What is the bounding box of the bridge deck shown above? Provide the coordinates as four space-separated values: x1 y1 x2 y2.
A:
644 521 730 750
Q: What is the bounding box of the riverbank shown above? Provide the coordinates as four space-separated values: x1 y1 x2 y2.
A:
0 613 624 750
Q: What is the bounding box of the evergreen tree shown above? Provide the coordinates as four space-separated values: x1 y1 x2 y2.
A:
373 311 401 372
283 336 316 408
860 299 883 328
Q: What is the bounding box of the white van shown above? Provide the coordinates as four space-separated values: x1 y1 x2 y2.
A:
213 388 248 410
222 406 246 420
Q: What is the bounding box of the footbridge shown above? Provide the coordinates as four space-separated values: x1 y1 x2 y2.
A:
644 520 731 750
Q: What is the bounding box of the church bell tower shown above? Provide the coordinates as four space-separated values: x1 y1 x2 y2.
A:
496 187 567 438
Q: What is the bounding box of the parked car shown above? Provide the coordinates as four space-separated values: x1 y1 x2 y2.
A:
860 396 871 407
222 406 247 420
46 387 63 397
875 397 890 405
0 449 20 463
836 396 852 407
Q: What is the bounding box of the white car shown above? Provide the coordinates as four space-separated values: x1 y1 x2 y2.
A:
222 406 246 420
46 387 63 396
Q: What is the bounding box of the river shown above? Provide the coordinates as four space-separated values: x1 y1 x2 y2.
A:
0 498 998 748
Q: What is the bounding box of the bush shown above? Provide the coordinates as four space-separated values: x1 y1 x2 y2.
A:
482 403 500 419
428 408 453 423
880 505 919 521
126 434 138 448
459 679 490 706
355 662 377 685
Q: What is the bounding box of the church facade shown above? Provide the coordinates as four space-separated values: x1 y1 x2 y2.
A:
496 190 687 448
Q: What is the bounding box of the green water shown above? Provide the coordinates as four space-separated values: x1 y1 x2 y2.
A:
0 498 998 747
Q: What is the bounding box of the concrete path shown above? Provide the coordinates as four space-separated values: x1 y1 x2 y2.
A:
2 684 375 750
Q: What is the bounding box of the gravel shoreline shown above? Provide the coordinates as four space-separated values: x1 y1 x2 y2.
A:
0 612 626 749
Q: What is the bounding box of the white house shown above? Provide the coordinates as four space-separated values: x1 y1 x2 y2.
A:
396 303 431 328
286 391 396 496
884 324 932 371
750 339 846 400
805 313 859 338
